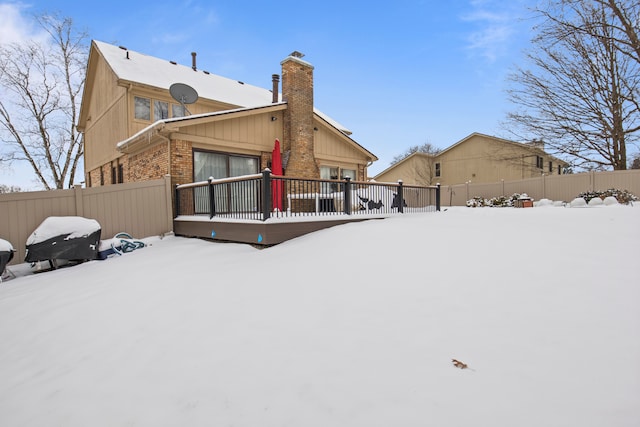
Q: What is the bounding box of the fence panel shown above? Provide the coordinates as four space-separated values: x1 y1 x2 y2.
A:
503 177 544 200
438 170 639 206
543 173 590 202
595 170 640 195
0 177 172 265
81 178 172 240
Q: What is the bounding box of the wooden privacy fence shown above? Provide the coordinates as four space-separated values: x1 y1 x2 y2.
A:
0 176 173 265
442 170 640 206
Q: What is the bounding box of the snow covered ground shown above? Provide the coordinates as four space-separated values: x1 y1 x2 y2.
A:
0 204 638 427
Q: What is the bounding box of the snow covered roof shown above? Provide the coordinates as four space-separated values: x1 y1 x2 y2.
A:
93 41 351 134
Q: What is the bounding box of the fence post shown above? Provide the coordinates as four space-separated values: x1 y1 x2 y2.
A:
343 177 352 215
436 183 441 212
73 185 84 217
395 180 404 213
163 175 174 231
262 169 272 221
208 177 216 219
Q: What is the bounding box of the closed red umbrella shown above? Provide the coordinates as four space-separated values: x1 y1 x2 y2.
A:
271 139 284 211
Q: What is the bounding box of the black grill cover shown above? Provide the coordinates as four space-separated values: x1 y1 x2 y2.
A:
25 218 101 263
0 250 14 274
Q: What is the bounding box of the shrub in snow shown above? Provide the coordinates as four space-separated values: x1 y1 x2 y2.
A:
588 197 604 206
466 193 523 208
603 196 619 206
487 195 512 207
466 196 486 207
570 197 588 207
577 189 638 205
537 198 554 207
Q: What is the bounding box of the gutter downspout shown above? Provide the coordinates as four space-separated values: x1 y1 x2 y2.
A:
366 160 374 180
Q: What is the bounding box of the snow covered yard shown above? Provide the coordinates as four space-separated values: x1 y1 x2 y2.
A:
0 205 638 427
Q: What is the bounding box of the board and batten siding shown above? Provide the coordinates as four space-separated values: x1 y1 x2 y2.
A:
185 112 283 153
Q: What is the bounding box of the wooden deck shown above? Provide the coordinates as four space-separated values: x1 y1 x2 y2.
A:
173 215 386 246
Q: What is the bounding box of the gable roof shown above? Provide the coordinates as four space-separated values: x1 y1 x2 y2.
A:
84 40 351 134
440 132 568 165
373 132 568 180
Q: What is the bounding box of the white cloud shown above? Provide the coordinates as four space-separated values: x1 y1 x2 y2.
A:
461 0 523 62
0 2 48 45
0 3 31 43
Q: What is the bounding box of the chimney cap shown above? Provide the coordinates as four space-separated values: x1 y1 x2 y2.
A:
289 51 305 58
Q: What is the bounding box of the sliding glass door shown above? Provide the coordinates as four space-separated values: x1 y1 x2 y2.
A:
193 151 259 214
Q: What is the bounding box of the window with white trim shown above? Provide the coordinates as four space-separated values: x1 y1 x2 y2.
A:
134 96 150 120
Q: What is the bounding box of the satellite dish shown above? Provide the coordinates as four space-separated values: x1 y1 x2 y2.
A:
169 83 198 115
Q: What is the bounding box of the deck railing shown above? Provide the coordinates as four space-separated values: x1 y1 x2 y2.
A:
174 170 440 221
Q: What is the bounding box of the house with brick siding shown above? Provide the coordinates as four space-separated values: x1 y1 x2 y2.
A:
78 41 377 189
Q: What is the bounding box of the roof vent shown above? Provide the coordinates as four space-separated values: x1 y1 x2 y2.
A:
191 52 197 71
170 60 177 65
118 46 127 50
237 81 244 85
203 70 210 75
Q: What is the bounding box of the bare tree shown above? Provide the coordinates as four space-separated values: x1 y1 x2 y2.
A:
0 184 23 193
505 0 640 170
390 143 442 185
390 143 441 165
0 14 88 189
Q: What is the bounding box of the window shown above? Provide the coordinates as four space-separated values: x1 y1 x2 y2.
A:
536 155 544 169
435 162 441 177
111 163 124 184
135 97 184 121
341 169 356 181
154 100 169 121
134 96 150 120
172 103 186 118
548 161 553 173
558 165 562 175
320 166 339 192
320 166 357 192
193 151 259 213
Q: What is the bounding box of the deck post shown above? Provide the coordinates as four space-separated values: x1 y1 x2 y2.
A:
397 180 404 213
436 183 441 212
262 169 272 221
343 176 352 215
208 177 216 219
174 184 180 217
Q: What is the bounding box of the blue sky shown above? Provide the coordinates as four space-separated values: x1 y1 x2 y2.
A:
1 0 535 188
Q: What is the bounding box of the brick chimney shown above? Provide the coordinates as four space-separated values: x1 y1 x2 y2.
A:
281 51 319 179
